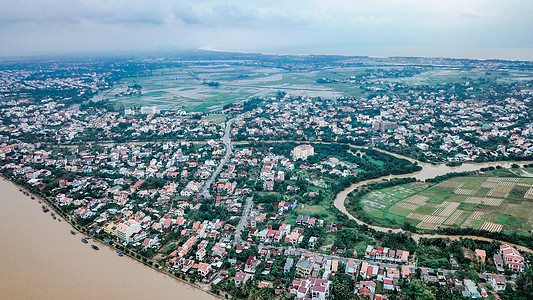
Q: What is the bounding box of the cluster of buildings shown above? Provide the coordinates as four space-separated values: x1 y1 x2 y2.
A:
0 94 225 146
232 83 533 162
0 67 110 98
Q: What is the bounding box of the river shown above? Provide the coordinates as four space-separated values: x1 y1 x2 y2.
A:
0 179 217 300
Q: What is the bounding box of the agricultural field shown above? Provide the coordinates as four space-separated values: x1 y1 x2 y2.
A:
360 175 533 235
91 64 346 112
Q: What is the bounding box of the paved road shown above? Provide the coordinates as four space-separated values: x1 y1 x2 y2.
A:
234 196 253 246
201 118 236 199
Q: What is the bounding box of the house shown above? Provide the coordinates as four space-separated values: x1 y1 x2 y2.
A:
311 278 330 300
141 234 160 250
490 273 506 292
450 256 460 269
196 248 207 261
500 244 525 272
196 262 212 277
245 256 261 274
211 244 226 258
355 281 376 297
169 257 185 269
286 231 300 245
296 215 310 226
290 278 330 300
235 271 253 286
116 220 141 243
401 266 410 278
401 250 409 263
359 262 368 278
331 260 339 273
383 278 394 291
345 259 357 276
296 254 315 277
308 237 318 249
387 268 400 280
475 249 486 264
178 236 198 257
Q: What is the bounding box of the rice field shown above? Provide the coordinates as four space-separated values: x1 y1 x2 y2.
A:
360 175 533 234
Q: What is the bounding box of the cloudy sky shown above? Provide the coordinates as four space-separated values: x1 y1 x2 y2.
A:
1 0 532 60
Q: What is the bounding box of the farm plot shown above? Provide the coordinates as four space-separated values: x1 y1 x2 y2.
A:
464 197 503 206
480 222 503 233
361 175 533 234
443 210 468 226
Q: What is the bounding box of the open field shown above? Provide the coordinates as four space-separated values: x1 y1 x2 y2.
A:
91 65 351 112
200 114 228 124
360 175 533 234
95 64 516 113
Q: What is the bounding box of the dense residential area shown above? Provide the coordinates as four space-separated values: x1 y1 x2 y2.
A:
1 54 533 300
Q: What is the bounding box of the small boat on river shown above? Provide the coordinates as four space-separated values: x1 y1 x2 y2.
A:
81 238 88 244
92 245 99 250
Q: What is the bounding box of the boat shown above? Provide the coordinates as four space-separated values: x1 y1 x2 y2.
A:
91 245 99 250
42 206 49 213
81 238 88 244
118 253 123 257
51 213 56 220
70 230 76 235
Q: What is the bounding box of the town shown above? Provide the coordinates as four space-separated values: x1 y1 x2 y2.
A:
1 54 533 300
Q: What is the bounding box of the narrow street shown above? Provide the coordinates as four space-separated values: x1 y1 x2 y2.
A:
201 117 236 199
234 196 253 246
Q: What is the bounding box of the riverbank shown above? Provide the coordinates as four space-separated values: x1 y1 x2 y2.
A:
0 178 219 300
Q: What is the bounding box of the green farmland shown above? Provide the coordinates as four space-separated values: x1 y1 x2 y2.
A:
357 175 533 236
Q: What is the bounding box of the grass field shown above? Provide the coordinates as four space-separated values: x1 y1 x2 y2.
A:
359 174 533 234
200 114 228 124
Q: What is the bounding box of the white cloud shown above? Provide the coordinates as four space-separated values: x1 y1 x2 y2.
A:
0 0 531 59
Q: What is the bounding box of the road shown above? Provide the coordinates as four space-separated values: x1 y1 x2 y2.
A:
201 117 236 199
234 196 253 246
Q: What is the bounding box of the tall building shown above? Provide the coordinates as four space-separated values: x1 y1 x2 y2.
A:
140 106 159 114
292 145 315 160
116 220 141 242
372 120 397 132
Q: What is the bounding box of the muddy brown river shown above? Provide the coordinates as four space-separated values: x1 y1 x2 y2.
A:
0 179 217 300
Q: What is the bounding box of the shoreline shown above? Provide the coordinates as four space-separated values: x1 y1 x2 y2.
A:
0 175 221 300
3 143 533 298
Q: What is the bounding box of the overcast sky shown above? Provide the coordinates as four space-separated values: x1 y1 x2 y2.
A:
1 0 532 60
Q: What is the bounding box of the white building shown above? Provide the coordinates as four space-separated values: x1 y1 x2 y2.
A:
292 145 315 160
490 273 506 292
116 220 141 242
140 106 159 114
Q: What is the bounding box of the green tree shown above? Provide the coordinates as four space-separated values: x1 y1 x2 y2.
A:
515 268 533 300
